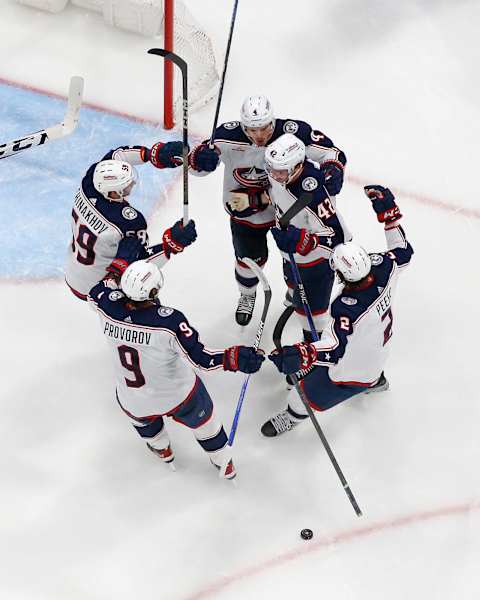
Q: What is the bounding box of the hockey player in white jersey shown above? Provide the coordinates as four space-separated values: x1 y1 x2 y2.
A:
65 142 196 300
265 133 352 341
262 185 413 437
188 95 346 326
88 260 265 478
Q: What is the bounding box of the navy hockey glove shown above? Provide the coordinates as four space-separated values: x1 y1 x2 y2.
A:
364 185 402 226
148 141 185 169
319 160 344 196
223 346 265 373
162 219 197 259
271 225 318 256
188 143 220 172
106 236 145 278
268 343 317 375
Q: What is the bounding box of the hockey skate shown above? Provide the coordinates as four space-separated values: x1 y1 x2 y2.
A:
261 410 305 437
147 442 175 465
235 292 256 326
365 372 389 394
210 457 237 479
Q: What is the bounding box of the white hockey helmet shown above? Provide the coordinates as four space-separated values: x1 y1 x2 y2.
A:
264 133 306 183
329 242 372 282
240 95 275 129
120 260 164 302
93 160 138 199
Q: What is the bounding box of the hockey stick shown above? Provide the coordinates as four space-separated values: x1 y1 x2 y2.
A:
219 257 272 479
148 48 189 226
279 205 363 517
209 0 239 146
272 305 295 348
0 76 84 160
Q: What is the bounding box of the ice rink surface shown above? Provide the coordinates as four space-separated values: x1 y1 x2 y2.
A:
1 1 480 598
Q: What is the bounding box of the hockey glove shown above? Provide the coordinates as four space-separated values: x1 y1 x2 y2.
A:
364 185 402 226
271 225 318 256
188 143 220 172
228 188 270 213
106 236 145 278
148 141 185 169
162 219 197 259
319 160 344 196
268 343 317 375
223 346 265 374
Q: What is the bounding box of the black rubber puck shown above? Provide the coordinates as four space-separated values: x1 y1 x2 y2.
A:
300 528 313 540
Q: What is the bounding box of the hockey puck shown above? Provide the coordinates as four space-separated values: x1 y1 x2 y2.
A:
300 528 313 540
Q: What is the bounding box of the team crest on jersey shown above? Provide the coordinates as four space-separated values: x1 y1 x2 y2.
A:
158 307 174 317
302 177 318 191
233 166 269 188
109 291 124 301
283 120 299 134
370 253 384 266
122 206 138 221
223 121 240 130
341 297 357 306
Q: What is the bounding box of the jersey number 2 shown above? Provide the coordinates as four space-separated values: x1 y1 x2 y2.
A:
118 345 146 388
71 210 97 265
381 308 393 346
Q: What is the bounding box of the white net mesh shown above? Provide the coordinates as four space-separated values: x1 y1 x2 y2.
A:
171 1 219 117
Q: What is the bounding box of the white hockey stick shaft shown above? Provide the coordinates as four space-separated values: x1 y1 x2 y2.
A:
0 76 84 160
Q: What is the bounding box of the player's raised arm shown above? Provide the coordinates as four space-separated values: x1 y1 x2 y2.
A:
364 184 414 267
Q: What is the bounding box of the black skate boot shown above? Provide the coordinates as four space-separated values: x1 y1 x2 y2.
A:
235 292 256 326
365 372 389 394
261 408 307 437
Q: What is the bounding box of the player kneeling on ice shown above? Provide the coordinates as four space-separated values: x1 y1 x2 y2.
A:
262 185 413 437
88 260 264 478
66 141 192 300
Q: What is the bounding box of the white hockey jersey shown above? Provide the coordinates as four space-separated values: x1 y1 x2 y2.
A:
65 146 167 298
88 281 225 418
269 159 352 265
191 118 345 228
312 225 414 385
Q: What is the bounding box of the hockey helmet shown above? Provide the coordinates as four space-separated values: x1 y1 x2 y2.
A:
121 260 164 302
264 133 305 183
93 160 138 200
240 95 274 129
329 242 372 282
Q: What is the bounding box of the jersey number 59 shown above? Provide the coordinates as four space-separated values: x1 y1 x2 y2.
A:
71 209 97 265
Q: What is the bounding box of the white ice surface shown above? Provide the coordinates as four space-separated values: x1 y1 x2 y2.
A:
1 1 480 599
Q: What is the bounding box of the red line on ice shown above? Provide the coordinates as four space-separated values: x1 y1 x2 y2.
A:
186 500 480 600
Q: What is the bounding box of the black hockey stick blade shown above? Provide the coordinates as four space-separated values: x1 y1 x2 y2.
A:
278 193 313 229
272 305 295 349
148 48 187 75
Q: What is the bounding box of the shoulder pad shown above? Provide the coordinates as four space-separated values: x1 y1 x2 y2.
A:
214 122 249 144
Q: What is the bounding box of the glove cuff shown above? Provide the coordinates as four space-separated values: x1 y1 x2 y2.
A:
106 258 129 276
223 346 239 371
295 230 318 256
377 206 402 224
294 342 317 369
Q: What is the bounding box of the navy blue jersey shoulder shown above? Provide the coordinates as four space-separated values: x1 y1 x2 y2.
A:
89 283 224 370
273 119 335 149
211 122 250 145
80 165 147 234
288 160 327 203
